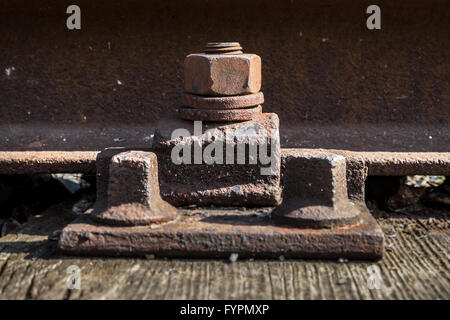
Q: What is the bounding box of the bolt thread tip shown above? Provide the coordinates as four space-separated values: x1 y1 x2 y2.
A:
204 42 243 54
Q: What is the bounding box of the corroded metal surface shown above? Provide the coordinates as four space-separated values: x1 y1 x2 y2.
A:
1 0 447 129
0 151 97 174
178 105 262 121
361 152 450 176
153 113 281 206
1 124 447 153
272 149 361 228
59 205 384 259
181 92 264 109
1 1 448 174
0 149 448 180
1 0 447 261
184 46 261 96
181 42 264 121
204 42 243 54
92 150 178 226
57 135 384 259
0 199 447 299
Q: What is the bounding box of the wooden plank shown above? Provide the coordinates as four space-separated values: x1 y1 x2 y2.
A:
0 201 449 299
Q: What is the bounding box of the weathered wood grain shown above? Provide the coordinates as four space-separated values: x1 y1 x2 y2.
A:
0 201 448 299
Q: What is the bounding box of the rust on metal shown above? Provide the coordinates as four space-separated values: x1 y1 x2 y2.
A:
58 146 386 258
57 41 388 260
0 2 448 261
184 44 261 97
178 105 262 121
181 92 264 109
0 150 448 179
181 42 264 121
272 149 361 228
92 150 178 226
59 205 384 260
153 113 282 207
204 42 243 54
1 1 448 155
0 151 97 174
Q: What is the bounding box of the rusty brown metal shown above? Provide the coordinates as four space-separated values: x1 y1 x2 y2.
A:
184 44 261 96
57 145 386 259
59 205 384 260
57 145 385 259
272 149 361 228
180 42 264 121
1 1 446 260
153 113 282 206
91 150 178 226
204 42 243 54
181 92 264 109
178 105 262 121
1 150 448 176
1 0 448 158
0 151 97 174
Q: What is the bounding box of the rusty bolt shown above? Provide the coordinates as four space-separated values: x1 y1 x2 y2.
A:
181 92 264 109
184 42 261 97
204 42 243 54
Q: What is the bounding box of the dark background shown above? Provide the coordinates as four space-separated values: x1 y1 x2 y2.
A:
0 0 449 151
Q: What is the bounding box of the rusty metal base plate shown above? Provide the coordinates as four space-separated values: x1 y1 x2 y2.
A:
59 205 384 260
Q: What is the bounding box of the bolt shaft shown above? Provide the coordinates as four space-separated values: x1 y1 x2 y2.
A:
204 42 243 54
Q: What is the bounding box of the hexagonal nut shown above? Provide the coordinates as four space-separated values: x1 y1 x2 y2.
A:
184 53 261 96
